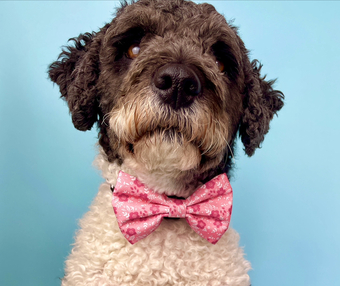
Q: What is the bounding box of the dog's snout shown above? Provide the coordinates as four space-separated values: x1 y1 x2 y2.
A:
152 64 202 109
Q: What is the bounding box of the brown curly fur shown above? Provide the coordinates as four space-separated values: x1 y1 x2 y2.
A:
49 0 283 185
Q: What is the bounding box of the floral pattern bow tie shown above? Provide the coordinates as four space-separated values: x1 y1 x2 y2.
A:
112 171 233 244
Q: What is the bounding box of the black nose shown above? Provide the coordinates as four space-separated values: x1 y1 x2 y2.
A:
152 64 202 109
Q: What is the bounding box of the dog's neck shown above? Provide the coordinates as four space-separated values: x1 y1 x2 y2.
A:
94 147 203 198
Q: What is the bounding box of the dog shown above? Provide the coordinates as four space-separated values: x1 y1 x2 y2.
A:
49 0 284 285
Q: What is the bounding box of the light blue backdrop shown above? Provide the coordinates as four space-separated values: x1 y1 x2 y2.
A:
1 1 339 286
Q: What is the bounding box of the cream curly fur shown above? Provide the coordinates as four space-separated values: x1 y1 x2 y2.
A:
61 151 251 286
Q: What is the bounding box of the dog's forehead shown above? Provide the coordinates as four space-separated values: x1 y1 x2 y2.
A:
108 0 237 45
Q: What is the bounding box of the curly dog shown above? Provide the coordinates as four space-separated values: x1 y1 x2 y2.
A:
49 0 284 285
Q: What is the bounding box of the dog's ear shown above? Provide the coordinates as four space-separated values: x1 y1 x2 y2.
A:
239 60 284 156
48 31 104 131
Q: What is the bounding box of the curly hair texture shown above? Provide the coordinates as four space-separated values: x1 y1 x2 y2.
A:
49 0 283 195
60 164 251 286
49 0 283 285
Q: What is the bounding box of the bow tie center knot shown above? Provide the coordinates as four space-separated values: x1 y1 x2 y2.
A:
168 198 187 218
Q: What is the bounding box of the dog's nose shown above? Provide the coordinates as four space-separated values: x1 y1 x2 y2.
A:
152 64 202 109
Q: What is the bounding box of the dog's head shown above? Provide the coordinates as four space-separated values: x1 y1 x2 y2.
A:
49 0 283 197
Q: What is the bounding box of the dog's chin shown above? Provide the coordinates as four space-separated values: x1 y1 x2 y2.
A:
121 132 202 198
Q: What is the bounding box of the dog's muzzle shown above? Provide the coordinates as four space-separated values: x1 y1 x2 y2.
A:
152 63 202 110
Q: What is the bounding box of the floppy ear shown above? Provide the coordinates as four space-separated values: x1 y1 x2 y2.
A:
239 60 284 156
48 31 104 131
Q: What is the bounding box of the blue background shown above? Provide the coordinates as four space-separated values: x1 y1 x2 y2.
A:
1 1 339 285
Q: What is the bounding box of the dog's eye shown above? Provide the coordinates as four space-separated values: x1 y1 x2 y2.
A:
211 41 239 80
216 60 225 72
127 44 141 59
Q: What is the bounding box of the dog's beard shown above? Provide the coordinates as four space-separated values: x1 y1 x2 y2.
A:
133 130 201 172
109 87 230 197
123 131 202 197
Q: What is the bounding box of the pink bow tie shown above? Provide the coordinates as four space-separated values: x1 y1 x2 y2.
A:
112 171 233 244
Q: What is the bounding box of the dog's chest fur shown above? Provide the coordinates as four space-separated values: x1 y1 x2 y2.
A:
61 155 251 286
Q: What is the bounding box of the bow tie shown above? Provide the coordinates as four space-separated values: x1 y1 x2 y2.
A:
112 171 233 244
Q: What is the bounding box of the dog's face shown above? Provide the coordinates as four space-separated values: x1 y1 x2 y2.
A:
49 0 283 197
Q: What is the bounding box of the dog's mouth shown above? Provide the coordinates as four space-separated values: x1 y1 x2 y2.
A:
124 127 202 171
109 88 230 162
125 127 186 153
125 127 216 171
